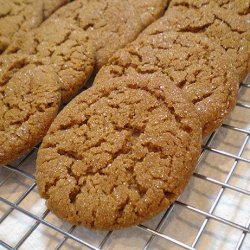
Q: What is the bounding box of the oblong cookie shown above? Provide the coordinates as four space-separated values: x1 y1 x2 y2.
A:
36 75 202 230
5 18 95 101
142 0 250 81
95 32 239 136
48 0 143 69
0 54 61 166
128 0 169 27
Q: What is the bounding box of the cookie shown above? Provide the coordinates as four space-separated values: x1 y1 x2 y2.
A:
43 0 70 18
36 75 202 230
0 54 61 166
142 0 250 81
128 0 169 27
0 0 43 53
5 18 95 101
95 32 239 137
49 0 143 69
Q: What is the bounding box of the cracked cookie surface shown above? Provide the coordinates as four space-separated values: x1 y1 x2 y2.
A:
142 0 250 80
0 0 43 53
214 0 250 15
5 18 95 101
43 0 70 18
0 0 70 54
36 75 201 230
95 32 238 136
0 54 61 165
48 0 143 69
128 0 169 27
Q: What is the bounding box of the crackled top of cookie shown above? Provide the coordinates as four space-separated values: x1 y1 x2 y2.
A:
128 0 169 27
43 0 70 18
171 0 250 15
6 18 95 101
0 0 71 53
95 32 238 136
141 0 250 80
36 76 201 230
49 0 143 68
0 54 61 165
215 0 250 14
0 0 43 53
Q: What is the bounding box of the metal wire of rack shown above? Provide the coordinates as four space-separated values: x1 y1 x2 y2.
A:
0 75 249 250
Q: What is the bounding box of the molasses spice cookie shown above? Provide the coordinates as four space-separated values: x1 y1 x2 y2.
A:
36 75 202 230
0 54 61 165
6 18 95 101
48 0 143 69
149 0 250 80
95 32 239 136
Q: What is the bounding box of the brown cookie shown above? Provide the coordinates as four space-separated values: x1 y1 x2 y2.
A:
142 0 250 81
5 18 95 101
48 0 143 69
36 75 202 230
128 0 169 27
0 54 61 166
95 32 239 136
0 0 43 53
43 0 70 18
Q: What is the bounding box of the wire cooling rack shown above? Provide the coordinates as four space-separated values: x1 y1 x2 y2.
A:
0 74 249 250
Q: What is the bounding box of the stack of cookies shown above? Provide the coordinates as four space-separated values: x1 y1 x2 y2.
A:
1 0 249 230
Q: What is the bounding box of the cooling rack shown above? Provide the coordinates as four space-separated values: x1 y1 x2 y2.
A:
0 74 249 250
